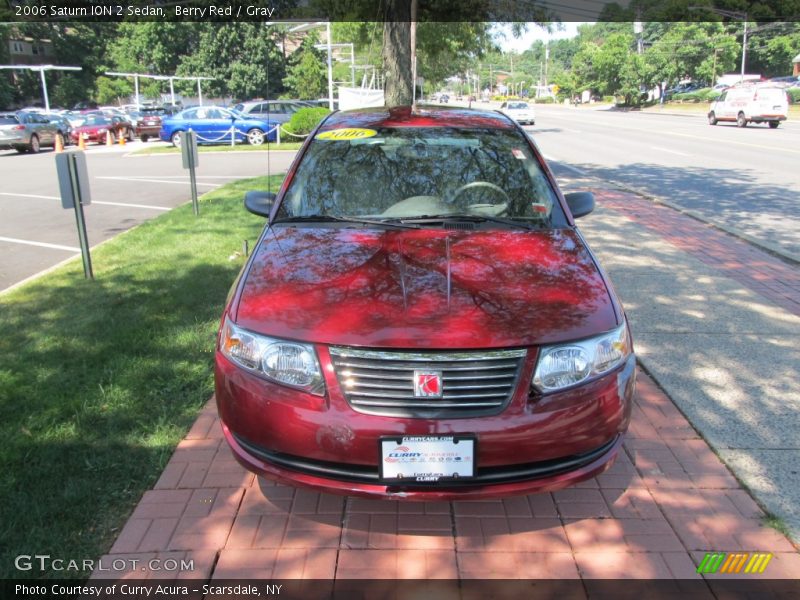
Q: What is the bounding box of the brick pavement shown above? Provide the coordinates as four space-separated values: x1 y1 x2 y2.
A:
93 371 799 581
598 190 800 316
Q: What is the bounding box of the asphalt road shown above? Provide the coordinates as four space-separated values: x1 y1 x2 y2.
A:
525 104 800 260
0 143 296 291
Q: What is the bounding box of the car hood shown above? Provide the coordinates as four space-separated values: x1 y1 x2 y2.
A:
234 227 616 349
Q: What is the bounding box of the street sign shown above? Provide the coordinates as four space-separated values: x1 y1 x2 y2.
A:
56 151 91 208
55 151 93 279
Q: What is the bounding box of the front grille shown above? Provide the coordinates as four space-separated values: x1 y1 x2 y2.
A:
329 347 527 418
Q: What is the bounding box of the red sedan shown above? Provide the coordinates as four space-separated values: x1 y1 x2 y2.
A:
215 106 636 500
70 114 134 145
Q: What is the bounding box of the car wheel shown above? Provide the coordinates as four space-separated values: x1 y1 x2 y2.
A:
246 128 266 145
29 134 40 154
736 112 747 128
55 132 65 148
769 121 780 129
141 134 149 143
708 112 717 125
171 131 182 148
126 129 134 142
109 131 117 144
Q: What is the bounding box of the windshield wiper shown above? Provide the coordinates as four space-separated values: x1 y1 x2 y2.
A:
272 214 420 229
395 214 536 231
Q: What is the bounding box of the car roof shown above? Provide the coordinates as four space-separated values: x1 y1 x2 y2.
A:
317 106 515 132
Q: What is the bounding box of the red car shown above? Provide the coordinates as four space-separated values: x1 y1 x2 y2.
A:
70 114 134 145
215 106 636 500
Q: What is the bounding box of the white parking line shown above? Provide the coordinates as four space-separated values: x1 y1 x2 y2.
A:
93 201 170 211
0 192 169 211
651 145 691 157
95 176 221 187
0 236 79 252
0 192 59 200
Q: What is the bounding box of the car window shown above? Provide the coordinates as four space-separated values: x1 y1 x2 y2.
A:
718 92 727 102
281 127 565 227
84 115 110 126
0 115 18 125
507 102 529 110
182 109 198 119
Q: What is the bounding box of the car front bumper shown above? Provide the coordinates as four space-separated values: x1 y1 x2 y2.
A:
215 348 636 500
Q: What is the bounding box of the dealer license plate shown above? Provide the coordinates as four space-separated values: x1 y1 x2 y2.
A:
380 436 475 483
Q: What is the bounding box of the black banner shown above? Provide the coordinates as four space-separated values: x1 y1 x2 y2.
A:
3 0 800 23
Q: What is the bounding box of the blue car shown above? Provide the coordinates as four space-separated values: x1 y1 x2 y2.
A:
159 106 277 147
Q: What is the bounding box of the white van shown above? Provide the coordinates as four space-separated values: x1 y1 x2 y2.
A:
708 84 789 128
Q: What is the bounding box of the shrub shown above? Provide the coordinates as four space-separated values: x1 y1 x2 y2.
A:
602 95 616 103
534 97 555 104
788 88 800 104
283 107 331 136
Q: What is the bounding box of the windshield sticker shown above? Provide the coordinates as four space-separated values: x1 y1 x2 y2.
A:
317 128 378 141
512 148 525 159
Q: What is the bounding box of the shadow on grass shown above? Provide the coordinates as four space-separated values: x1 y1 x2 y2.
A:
0 176 278 579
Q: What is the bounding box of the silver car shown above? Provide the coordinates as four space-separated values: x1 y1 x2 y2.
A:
232 100 310 124
0 111 61 153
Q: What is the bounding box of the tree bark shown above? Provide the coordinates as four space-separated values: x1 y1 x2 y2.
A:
383 1 412 107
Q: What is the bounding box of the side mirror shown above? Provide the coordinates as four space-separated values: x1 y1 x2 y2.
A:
244 190 276 217
564 191 595 219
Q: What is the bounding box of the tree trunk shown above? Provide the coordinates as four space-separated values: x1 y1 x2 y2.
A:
383 1 412 107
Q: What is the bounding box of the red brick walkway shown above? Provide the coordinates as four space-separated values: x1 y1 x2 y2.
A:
93 371 798 581
599 190 800 316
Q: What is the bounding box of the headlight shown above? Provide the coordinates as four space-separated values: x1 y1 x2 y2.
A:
97 128 107 134
532 322 631 392
219 316 324 395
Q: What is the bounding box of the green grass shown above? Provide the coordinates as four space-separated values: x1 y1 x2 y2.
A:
762 514 792 538
132 142 303 155
0 175 280 579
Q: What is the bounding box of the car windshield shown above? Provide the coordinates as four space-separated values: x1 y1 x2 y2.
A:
507 102 530 109
83 115 110 126
0 115 19 125
279 126 565 228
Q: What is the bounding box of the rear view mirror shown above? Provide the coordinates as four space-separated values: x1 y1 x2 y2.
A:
244 190 276 217
564 191 595 219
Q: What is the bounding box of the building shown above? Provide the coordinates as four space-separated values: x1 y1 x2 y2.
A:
7 36 55 66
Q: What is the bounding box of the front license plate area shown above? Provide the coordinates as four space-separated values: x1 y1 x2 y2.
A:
379 436 475 483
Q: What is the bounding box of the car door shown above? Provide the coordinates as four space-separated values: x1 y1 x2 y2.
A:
715 91 732 119
27 113 55 144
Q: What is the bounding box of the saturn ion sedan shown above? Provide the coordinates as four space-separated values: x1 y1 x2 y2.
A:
215 105 635 500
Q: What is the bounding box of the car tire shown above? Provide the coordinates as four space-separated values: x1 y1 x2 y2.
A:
708 112 717 125
126 128 134 142
246 128 266 145
109 131 117 144
736 112 747 128
29 134 40 154
769 121 780 129
171 131 182 148
141 134 149 143
55 132 65 148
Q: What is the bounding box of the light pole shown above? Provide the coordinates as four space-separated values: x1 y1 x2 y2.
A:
689 6 748 83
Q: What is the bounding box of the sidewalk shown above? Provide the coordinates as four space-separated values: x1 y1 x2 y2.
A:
93 373 798 582
93 180 800 581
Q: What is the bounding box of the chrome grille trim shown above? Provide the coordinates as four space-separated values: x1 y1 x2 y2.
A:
329 347 527 418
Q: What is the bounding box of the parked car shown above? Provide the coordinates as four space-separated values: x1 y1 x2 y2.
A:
708 84 789 128
499 100 536 125
232 100 310 124
70 113 135 144
439 94 450 103
127 108 163 142
215 106 636 500
159 106 277 146
0 111 61 153
43 113 73 145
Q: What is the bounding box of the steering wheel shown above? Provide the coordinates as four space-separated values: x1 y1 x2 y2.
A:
452 181 511 214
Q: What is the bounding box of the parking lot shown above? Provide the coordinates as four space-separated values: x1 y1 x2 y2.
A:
0 142 296 291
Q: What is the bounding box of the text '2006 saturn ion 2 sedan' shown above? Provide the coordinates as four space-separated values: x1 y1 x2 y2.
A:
215 106 636 500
